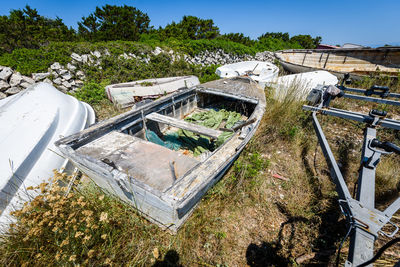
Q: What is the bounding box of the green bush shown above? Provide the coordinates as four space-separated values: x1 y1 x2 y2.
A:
74 82 107 105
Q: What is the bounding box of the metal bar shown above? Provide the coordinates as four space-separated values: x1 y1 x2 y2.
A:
384 197 400 218
343 93 400 106
348 127 378 265
348 228 375 266
311 112 352 200
357 127 377 208
303 106 400 130
340 86 400 99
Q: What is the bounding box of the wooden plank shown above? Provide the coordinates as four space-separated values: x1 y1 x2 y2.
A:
146 112 223 139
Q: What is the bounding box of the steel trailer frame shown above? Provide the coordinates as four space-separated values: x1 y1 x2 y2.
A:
303 82 400 266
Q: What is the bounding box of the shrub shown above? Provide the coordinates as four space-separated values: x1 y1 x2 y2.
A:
74 82 107 105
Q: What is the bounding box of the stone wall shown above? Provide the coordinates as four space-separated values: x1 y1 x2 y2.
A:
0 47 275 100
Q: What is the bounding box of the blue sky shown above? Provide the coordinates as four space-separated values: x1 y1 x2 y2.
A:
0 0 399 47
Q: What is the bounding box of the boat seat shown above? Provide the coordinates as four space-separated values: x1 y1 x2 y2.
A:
77 131 199 192
146 112 223 139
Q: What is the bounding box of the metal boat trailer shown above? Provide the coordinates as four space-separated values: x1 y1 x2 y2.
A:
303 75 400 266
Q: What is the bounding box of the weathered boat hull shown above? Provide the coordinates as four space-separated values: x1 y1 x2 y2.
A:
0 83 95 227
105 76 200 108
56 77 265 232
275 48 400 79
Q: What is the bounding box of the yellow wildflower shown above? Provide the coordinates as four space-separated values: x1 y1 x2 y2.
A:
101 234 107 240
69 255 76 262
99 212 108 222
87 249 95 258
75 231 84 238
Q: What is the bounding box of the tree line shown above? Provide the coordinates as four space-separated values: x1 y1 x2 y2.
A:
0 5 322 54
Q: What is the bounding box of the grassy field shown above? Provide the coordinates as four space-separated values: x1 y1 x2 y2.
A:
1 76 399 266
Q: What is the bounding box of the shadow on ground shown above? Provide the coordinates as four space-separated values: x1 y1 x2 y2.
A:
246 142 348 266
152 250 183 267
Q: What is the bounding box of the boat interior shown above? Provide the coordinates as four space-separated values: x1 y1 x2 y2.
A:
76 90 257 192
278 49 400 76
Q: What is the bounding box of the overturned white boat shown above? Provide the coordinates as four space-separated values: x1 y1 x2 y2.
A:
106 76 200 108
216 61 279 87
56 77 265 232
0 83 95 227
269 70 338 100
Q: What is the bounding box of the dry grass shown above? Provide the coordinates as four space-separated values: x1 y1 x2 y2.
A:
1 77 399 266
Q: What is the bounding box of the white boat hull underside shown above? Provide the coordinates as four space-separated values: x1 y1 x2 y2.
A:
269 70 338 100
0 83 95 227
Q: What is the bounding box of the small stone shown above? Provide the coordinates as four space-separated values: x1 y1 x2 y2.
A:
81 54 89 64
74 80 84 87
20 82 32 89
43 78 52 84
32 72 50 81
61 72 72 81
58 85 68 93
71 53 82 62
0 67 13 81
0 80 10 91
21 76 34 84
50 62 62 70
67 63 77 72
9 73 23 87
76 71 85 78
91 50 101 58
152 47 163 56
53 78 62 85
62 80 72 88
0 91 6 99
5 87 22 95
58 69 68 75
104 49 110 56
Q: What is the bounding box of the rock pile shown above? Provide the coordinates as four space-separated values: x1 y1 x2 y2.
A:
0 67 36 99
0 47 276 100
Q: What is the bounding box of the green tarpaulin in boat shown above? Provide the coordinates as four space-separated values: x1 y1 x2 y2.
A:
146 109 241 156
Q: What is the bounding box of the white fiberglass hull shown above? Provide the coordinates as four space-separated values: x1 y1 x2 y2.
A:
0 83 95 227
269 70 338 100
216 61 279 87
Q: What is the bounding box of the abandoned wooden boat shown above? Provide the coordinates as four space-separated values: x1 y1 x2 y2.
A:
105 76 200 108
55 77 266 232
0 83 95 227
216 61 279 87
275 47 400 79
268 70 338 100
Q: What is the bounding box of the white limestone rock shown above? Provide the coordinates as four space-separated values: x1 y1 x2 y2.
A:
0 67 13 81
153 47 163 56
61 72 72 81
5 87 22 95
76 71 86 79
22 75 34 84
50 62 62 71
62 80 72 89
32 72 50 81
43 78 53 84
67 63 77 72
53 78 62 85
0 91 6 99
0 80 10 91
91 50 101 58
9 73 23 87
71 53 82 62
20 82 32 89
58 69 68 75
